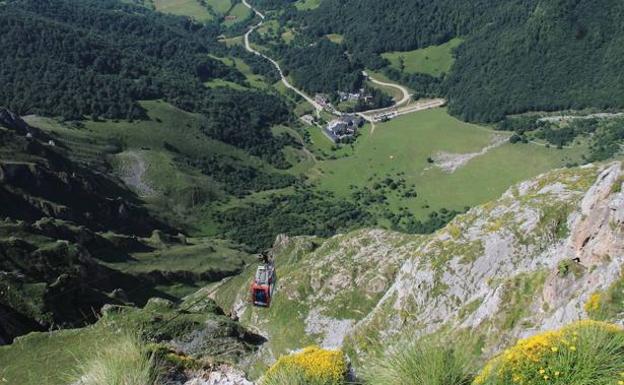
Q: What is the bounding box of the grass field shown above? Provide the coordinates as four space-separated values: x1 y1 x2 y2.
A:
24 100 283 228
326 33 344 44
282 29 295 44
382 38 463 77
223 2 252 26
106 238 252 274
153 0 214 21
204 78 249 90
206 0 231 14
210 55 269 89
219 35 244 47
366 79 404 102
295 0 321 10
311 108 586 219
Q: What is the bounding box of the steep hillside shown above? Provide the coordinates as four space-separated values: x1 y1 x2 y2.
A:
0 110 255 344
0 108 166 235
214 161 624 372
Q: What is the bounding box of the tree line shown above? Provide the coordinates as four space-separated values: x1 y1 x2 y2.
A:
0 0 296 165
268 0 624 123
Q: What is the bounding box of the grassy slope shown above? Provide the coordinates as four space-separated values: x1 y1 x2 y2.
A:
0 325 117 385
153 0 214 21
207 0 232 14
325 33 344 44
210 55 269 89
24 97 322 242
106 238 252 274
223 2 251 26
311 108 586 219
382 38 463 77
0 295 252 385
295 0 321 10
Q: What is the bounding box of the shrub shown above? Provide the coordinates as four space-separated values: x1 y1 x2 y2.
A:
584 293 604 315
72 332 157 385
263 346 348 385
361 334 477 385
473 320 624 385
585 271 624 321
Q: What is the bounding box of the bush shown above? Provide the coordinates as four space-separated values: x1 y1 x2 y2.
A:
263 346 348 385
361 335 477 385
584 271 624 321
473 320 624 385
72 333 157 385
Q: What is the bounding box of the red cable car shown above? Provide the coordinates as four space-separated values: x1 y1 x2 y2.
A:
250 263 276 307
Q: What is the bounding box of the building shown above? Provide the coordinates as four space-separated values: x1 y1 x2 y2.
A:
323 115 364 142
300 114 315 126
314 94 330 108
338 88 371 103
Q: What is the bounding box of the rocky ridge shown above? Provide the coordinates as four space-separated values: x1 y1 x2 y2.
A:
214 161 624 368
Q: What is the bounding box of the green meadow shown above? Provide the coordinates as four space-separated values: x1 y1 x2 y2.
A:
207 0 232 14
326 33 344 44
382 38 463 77
294 0 322 10
310 108 586 218
153 0 214 21
0 326 116 385
223 2 252 26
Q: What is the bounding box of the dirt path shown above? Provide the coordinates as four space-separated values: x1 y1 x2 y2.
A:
432 134 509 173
363 71 411 107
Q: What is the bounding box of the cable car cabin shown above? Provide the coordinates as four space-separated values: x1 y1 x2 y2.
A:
250 264 276 307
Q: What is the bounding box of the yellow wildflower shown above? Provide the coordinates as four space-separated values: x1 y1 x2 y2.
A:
472 320 624 385
265 345 347 384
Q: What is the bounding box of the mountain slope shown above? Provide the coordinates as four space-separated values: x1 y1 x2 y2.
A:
213 161 624 370
0 110 254 344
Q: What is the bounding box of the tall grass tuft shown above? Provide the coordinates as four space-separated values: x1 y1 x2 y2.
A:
474 320 624 385
72 332 157 385
361 334 477 385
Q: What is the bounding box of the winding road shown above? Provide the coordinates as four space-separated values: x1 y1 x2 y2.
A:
241 0 445 126
242 0 324 116
362 71 411 108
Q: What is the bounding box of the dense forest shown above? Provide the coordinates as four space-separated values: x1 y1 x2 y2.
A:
0 0 295 165
500 115 624 162
283 0 624 122
276 39 363 94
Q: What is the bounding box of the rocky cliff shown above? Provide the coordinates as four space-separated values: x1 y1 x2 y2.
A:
214 161 624 369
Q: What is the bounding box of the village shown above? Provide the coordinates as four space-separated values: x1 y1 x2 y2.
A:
298 90 396 143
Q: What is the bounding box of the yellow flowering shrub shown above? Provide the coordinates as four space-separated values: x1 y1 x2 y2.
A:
473 320 624 385
264 346 347 385
584 292 603 314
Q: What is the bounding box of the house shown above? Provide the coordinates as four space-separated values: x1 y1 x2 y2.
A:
323 115 364 142
314 94 330 107
338 88 370 103
300 114 315 126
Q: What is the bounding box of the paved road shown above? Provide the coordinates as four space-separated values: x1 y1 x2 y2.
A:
363 71 411 108
241 0 446 124
242 0 324 116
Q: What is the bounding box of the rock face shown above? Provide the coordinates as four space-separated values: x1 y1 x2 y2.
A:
214 162 624 364
182 366 254 385
351 162 623 358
